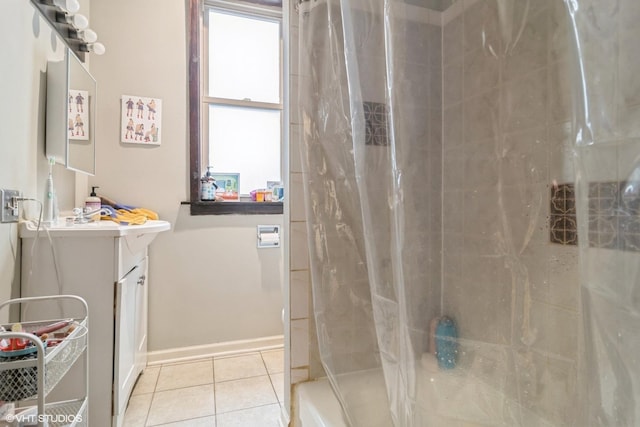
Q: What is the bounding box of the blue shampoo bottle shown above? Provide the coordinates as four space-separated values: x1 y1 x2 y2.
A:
435 316 458 370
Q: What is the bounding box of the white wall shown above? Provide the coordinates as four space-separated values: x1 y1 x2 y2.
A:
89 0 284 351
0 1 80 319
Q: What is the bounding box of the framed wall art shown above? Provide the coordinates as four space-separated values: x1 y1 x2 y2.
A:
121 94 162 145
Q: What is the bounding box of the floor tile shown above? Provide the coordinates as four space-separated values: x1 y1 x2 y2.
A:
125 350 286 426
153 416 216 426
261 349 284 374
214 353 267 382
269 372 285 404
216 404 281 427
215 375 278 414
156 360 214 392
123 393 152 426
132 366 161 396
146 384 215 426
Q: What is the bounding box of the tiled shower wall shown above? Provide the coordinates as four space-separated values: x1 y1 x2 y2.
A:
387 11 444 354
288 0 317 391
441 0 580 423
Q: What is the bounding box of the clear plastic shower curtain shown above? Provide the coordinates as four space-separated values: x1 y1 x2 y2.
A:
298 0 440 424
297 0 640 425
569 0 640 425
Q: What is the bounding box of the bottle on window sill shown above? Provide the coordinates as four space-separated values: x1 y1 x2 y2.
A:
200 166 218 201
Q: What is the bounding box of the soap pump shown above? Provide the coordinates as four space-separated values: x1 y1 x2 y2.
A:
85 186 101 212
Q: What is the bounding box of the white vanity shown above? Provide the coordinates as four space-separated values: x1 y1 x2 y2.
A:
19 219 170 427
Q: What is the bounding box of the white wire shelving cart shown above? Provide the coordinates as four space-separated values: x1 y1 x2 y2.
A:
0 295 88 427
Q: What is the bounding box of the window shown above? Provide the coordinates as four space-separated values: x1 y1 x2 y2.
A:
188 0 283 214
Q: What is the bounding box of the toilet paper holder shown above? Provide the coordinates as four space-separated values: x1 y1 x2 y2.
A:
257 225 280 248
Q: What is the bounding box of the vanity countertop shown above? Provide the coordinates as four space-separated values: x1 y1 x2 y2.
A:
19 219 171 238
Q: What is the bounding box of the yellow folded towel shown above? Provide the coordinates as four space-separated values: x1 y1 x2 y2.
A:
97 194 160 224
100 210 147 225
130 208 159 220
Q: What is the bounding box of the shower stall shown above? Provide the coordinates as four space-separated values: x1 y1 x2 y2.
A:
296 0 640 425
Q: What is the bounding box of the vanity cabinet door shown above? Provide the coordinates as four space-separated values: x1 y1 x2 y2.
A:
113 256 148 418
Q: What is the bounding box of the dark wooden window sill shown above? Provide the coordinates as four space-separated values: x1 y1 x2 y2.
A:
184 201 283 215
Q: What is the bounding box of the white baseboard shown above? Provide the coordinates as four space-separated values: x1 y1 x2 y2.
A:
147 335 284 366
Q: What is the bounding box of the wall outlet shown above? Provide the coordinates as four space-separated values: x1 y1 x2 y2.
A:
1 189 20 223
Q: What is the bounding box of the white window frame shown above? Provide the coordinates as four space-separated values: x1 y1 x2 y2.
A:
202 0 284 196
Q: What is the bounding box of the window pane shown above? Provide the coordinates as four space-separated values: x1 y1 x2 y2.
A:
208 10 280 103
209 105 281 195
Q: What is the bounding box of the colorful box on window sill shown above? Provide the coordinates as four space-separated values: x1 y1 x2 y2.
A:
251 189 267 202
271 185 284 201
211 173 240 201
250 187 283 202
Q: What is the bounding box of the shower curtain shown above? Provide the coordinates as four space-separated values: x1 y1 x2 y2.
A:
297 0 640 425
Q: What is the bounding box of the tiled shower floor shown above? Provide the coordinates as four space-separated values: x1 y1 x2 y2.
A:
123 349 284 426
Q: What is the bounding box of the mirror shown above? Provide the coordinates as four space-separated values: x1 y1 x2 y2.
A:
46 48 96 175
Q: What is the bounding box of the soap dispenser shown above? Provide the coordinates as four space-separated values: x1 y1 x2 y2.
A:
85 186 101 212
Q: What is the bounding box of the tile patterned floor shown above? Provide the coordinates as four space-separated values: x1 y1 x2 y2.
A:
124 349 284 426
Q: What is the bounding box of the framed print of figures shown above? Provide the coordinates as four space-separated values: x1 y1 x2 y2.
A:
69 90 89 140
121 94 162 145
